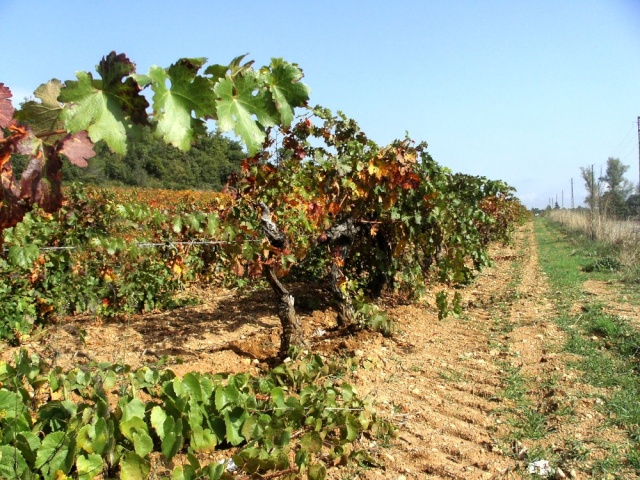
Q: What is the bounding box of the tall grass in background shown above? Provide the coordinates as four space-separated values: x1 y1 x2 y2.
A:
545 209 640 283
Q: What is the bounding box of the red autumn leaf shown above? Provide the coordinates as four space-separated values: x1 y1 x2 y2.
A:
60 131 96 167
0 83 14 130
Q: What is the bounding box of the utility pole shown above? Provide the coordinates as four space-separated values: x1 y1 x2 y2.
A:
637 116 640 192
591 165 595 211
590 164 596 239
562 190 564 209
571 178 574 209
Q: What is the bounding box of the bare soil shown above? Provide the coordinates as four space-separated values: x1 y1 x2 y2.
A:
3 223 635 479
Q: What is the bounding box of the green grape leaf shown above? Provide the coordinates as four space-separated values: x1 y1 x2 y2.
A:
0 83 14 130
270 386 286 409
35 431 73 477
224 407 247 446
92 416 111 455
96 51 149 125
340 383 354 402
77 424 96 454
171 215 183 233
0 389 28 418
240 415 263 441
120 397 146 422
215 384 240 412
132 432 154 458
120 416 148 442
182 372 204 403
59 52 148 154
264 58 310 127
120 451 150 480
214 72 273 155
171 464 198 480
15 80 65 136
139 58 214 151
76 453 103 480
0 445 28 478
190 424 217 451
308 462 327 480
15 431 40 465
152 409 183 462
150 406 168 440
59 71 131 154
344 414 360 442
162 417 183 461
205 53 254 83
300 431 323 454
7 244 39 269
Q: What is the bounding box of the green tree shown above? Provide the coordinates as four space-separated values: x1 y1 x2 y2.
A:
600 157 633 218
626 194 640 218
63 128 244 190
580 165 602 212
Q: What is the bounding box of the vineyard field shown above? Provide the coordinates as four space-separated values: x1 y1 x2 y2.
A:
3 52 638 479
3 219 640 478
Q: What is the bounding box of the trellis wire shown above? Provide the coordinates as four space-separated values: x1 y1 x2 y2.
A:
1 238 264 253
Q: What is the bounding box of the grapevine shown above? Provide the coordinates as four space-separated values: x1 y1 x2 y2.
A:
1 51 527 356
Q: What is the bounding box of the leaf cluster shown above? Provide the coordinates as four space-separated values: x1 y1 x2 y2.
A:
0 349 391 479
1 52 310 232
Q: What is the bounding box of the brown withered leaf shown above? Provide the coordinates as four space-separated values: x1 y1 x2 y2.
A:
59 131 96 167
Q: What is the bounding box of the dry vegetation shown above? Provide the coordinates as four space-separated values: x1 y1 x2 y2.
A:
546 209 640 275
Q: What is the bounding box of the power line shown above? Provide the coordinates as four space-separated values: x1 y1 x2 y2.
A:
612 120 637 158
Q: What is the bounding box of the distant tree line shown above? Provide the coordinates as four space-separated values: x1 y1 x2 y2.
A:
12 128 245 191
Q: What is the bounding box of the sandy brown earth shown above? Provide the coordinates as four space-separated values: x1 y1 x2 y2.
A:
3 223 636 479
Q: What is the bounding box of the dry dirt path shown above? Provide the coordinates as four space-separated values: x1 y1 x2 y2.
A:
324 222 563 479
344 222 633 480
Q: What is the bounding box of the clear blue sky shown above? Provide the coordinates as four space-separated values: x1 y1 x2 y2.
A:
2 1 639 208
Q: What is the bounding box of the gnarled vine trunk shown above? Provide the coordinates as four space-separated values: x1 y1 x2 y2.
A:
259 202 305 358
328 253 357 327
264 264 305 357
322 218 360 328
